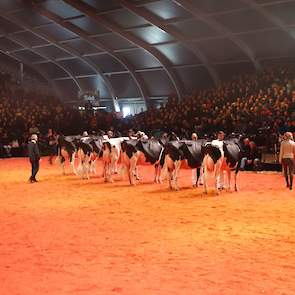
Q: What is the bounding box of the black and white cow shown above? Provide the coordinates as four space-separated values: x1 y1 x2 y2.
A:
202 139 242 195
101 137 127 182
121 138 165 185
56 135 77 175
162 140 205 190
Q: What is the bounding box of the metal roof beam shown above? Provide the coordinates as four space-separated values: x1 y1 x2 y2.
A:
0 48 62 98
3 11 119 110
119 0 221 86
240 0 295 39
173 0 262 71
34 5 151 109
63 0 184 101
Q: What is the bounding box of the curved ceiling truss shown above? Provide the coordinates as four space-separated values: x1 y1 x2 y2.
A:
0 48 63 98
63 0 184 101
33 5 150 109
0 10 122 110
172 0 262 71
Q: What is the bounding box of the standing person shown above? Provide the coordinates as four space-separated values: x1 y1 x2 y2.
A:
28 134 40 183
191 133 203 186
279 132 295 190
47 128 57 165
211 131 225 189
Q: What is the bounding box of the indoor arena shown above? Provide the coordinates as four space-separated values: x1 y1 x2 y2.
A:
0 0 295 294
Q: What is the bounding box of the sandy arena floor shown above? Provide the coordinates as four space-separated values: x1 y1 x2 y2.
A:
0 157 294 295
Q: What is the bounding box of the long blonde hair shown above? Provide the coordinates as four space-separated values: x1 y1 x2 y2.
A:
284 132 294 140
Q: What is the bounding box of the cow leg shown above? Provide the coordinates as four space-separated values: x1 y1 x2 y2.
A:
61 157 66 175
130 156 137 185
199 167 204 185
71 152 78 175
234 172 238 191
174 160 181 190
203 164 208 194
154 164 161 183
215 163 221 195
168 170 173 190
226 169 231 191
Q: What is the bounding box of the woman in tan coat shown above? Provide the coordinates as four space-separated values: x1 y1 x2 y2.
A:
279 132 295 190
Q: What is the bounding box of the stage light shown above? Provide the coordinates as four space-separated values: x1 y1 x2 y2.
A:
122 106 131 118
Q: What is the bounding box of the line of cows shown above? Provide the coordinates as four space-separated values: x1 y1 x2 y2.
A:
56 134 242 195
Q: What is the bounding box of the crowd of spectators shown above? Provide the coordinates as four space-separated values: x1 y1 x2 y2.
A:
125 66 295 148
0 65 295 158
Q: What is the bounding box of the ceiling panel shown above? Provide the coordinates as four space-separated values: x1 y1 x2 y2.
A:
86 54 126 73
81 0 121 12
12 31 49 47
109 73 141 98
155 43 202 65
264 1 295 25
142 0 192 20
13 49 46 63
103 8 149 29
69 16 111 35
0 37 22 52
36 62 70 78
139 70 175 96
213 9 275 33
130 25 175 44
0 0 27 11
41 0 83 19
170 18 220 39
119 48 161 69
34 45 72 60
59 58 97 76
37 23 78 41
62 39 103 55
0 16 23 34
12 9 52 27
195 38 249 63
188 0 247 14
94 34 137 50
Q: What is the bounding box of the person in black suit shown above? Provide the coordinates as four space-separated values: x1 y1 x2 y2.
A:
28 134 40 183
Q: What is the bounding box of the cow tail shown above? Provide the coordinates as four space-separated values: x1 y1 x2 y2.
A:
160 155 168 181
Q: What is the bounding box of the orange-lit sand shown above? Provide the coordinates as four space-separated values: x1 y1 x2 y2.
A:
0 157 294 295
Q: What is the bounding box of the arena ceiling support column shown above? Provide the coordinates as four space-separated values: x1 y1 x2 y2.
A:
0 48 63 98
2 11 119 111
119 0 221 87
173 0 262 71
64 0 184 101
34 6 150 110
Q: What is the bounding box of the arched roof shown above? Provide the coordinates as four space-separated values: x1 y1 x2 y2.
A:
1 0 295 110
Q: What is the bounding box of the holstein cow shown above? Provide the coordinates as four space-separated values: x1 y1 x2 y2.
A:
75 139 94 179
162 140 205 190
202 139 242 195
102 137 128 182
56 135 77 175
121 138 165 185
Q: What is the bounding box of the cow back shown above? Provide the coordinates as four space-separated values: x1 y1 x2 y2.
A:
223 140 242 168
180 140 205 168
136 139 163 164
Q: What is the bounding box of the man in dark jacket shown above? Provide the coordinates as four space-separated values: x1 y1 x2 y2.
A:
28 134 40 183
